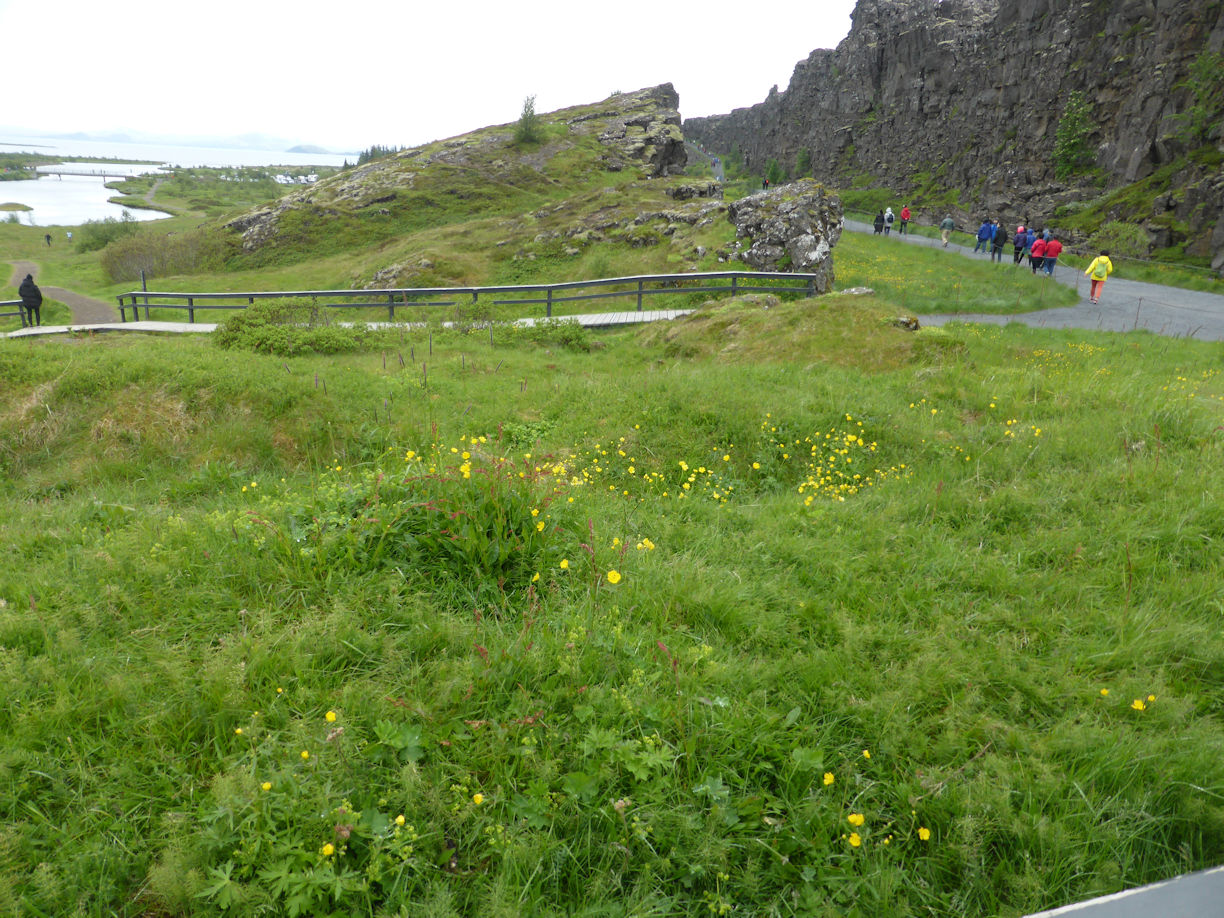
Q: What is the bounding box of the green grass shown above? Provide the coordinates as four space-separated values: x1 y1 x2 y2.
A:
2 299 1223 916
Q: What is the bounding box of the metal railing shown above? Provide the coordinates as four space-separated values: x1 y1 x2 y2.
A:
0 299 25 324
116 271 825 323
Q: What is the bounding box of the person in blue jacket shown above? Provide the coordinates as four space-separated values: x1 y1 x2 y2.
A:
974 220 994 254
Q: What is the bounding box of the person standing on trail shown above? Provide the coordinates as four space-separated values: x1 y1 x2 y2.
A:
1029 234 1047 274
940 214 955 247
899 204 911 235
1012 225 1027 265
874 210 886 234
883 207 895 235
1043 235 1063 276
19 273 42 327
1083 250 1114 303
974 219 993 254
44 233 51 247
990 222 1008 263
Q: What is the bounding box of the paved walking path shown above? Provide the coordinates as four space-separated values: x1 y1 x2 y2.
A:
844 220 1224 341
7 260 120 325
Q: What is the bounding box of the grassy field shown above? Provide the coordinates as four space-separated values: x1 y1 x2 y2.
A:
1 291 1223 916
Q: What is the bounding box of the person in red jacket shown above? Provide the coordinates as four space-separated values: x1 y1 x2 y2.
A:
899 205 911 235
1043 235 1063 276
1029 235 1047 274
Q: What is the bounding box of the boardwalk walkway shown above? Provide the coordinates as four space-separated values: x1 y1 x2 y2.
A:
2 310 695 339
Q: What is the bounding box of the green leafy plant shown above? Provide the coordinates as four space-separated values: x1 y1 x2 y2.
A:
1053 90 1096 179
514 94 543 146
1174 51 1224 144
212 298 371 356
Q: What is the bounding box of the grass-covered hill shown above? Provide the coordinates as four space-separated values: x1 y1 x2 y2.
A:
2 288 1223 917
3 86 1223 918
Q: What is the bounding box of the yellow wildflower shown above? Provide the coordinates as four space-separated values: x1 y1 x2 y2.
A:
325 710 337 723
918 827 931 841
607 570 622 584
847 813 865 827
823 772 834 786
848 833 861 847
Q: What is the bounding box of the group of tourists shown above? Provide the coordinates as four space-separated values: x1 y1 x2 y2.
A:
971 220 1067 275
872 205 912 236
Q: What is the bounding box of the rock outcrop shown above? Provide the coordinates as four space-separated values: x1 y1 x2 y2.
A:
225 85 687 254
725 180 843 290
685 0 1224 273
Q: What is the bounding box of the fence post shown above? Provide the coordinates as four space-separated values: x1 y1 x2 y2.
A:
547 288 553 318
807 276 815 297
388 293 395 321
187 297 194 324
731 274 738 296
637 280 644 312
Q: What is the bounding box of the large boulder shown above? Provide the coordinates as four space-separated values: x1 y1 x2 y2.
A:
725 179 843 292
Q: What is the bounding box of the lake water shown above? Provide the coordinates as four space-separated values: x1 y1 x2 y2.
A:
0 134 352 226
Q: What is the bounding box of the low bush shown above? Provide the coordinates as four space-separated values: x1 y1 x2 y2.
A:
213 299 371 356
99 225 233 282
74 211 141 253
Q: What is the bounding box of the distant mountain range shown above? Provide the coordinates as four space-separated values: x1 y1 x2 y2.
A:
0 127 353 155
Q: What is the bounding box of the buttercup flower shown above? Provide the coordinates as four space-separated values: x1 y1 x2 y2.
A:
559 560 569 570
1132 699 1146 711
847 813 865 827
261 782 272 791
848 833 861 847
607 570 622 584
321 843 335 857
234 727 243 736
473 793 484 805
325 710 337 723
301 750 311 760
823 772 835 786
918 827 931 841
395 814 406 826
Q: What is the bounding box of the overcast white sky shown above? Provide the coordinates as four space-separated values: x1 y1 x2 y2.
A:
1 0 857 152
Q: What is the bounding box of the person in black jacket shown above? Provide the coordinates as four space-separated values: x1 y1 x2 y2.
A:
873 210 885 234
19 274 42 326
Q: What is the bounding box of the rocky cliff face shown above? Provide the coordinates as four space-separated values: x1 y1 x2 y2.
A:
685 0 1224 273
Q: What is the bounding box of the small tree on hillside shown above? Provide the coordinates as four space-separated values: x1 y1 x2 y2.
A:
1053 91 1095 180
795 148 813 177
514 95 543 145
1175 51 1224 145
765 158 787 186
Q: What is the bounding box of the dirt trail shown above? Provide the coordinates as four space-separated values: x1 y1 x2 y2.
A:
8 260 118 324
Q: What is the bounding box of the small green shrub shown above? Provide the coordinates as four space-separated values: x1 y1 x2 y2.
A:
1054 91 1096 179
1087 221 1150 258
213 299 371 356
514 95 543 146
99 225 232 282
74 211 141 253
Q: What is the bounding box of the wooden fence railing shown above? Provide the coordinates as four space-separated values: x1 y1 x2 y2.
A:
116 271 824 323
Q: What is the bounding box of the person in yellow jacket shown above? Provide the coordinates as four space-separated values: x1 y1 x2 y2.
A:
1084 250 1114 304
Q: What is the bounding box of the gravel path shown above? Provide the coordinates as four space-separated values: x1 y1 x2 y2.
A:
843 219 1224 342
8 260 118 324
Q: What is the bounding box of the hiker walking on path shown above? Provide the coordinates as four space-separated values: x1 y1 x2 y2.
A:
990 222 1008 263
974 219 994 254
1084 250 1114 303
884 207 895 235
18 274 42 327
1030 235 1047 273
44 233 51 247
874 210 886 234
940 214 955 247
1043 235 1063 276
899 205 911 235
1012 226 1028 265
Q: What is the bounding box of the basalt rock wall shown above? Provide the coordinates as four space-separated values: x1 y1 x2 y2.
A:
685 0 1224 273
